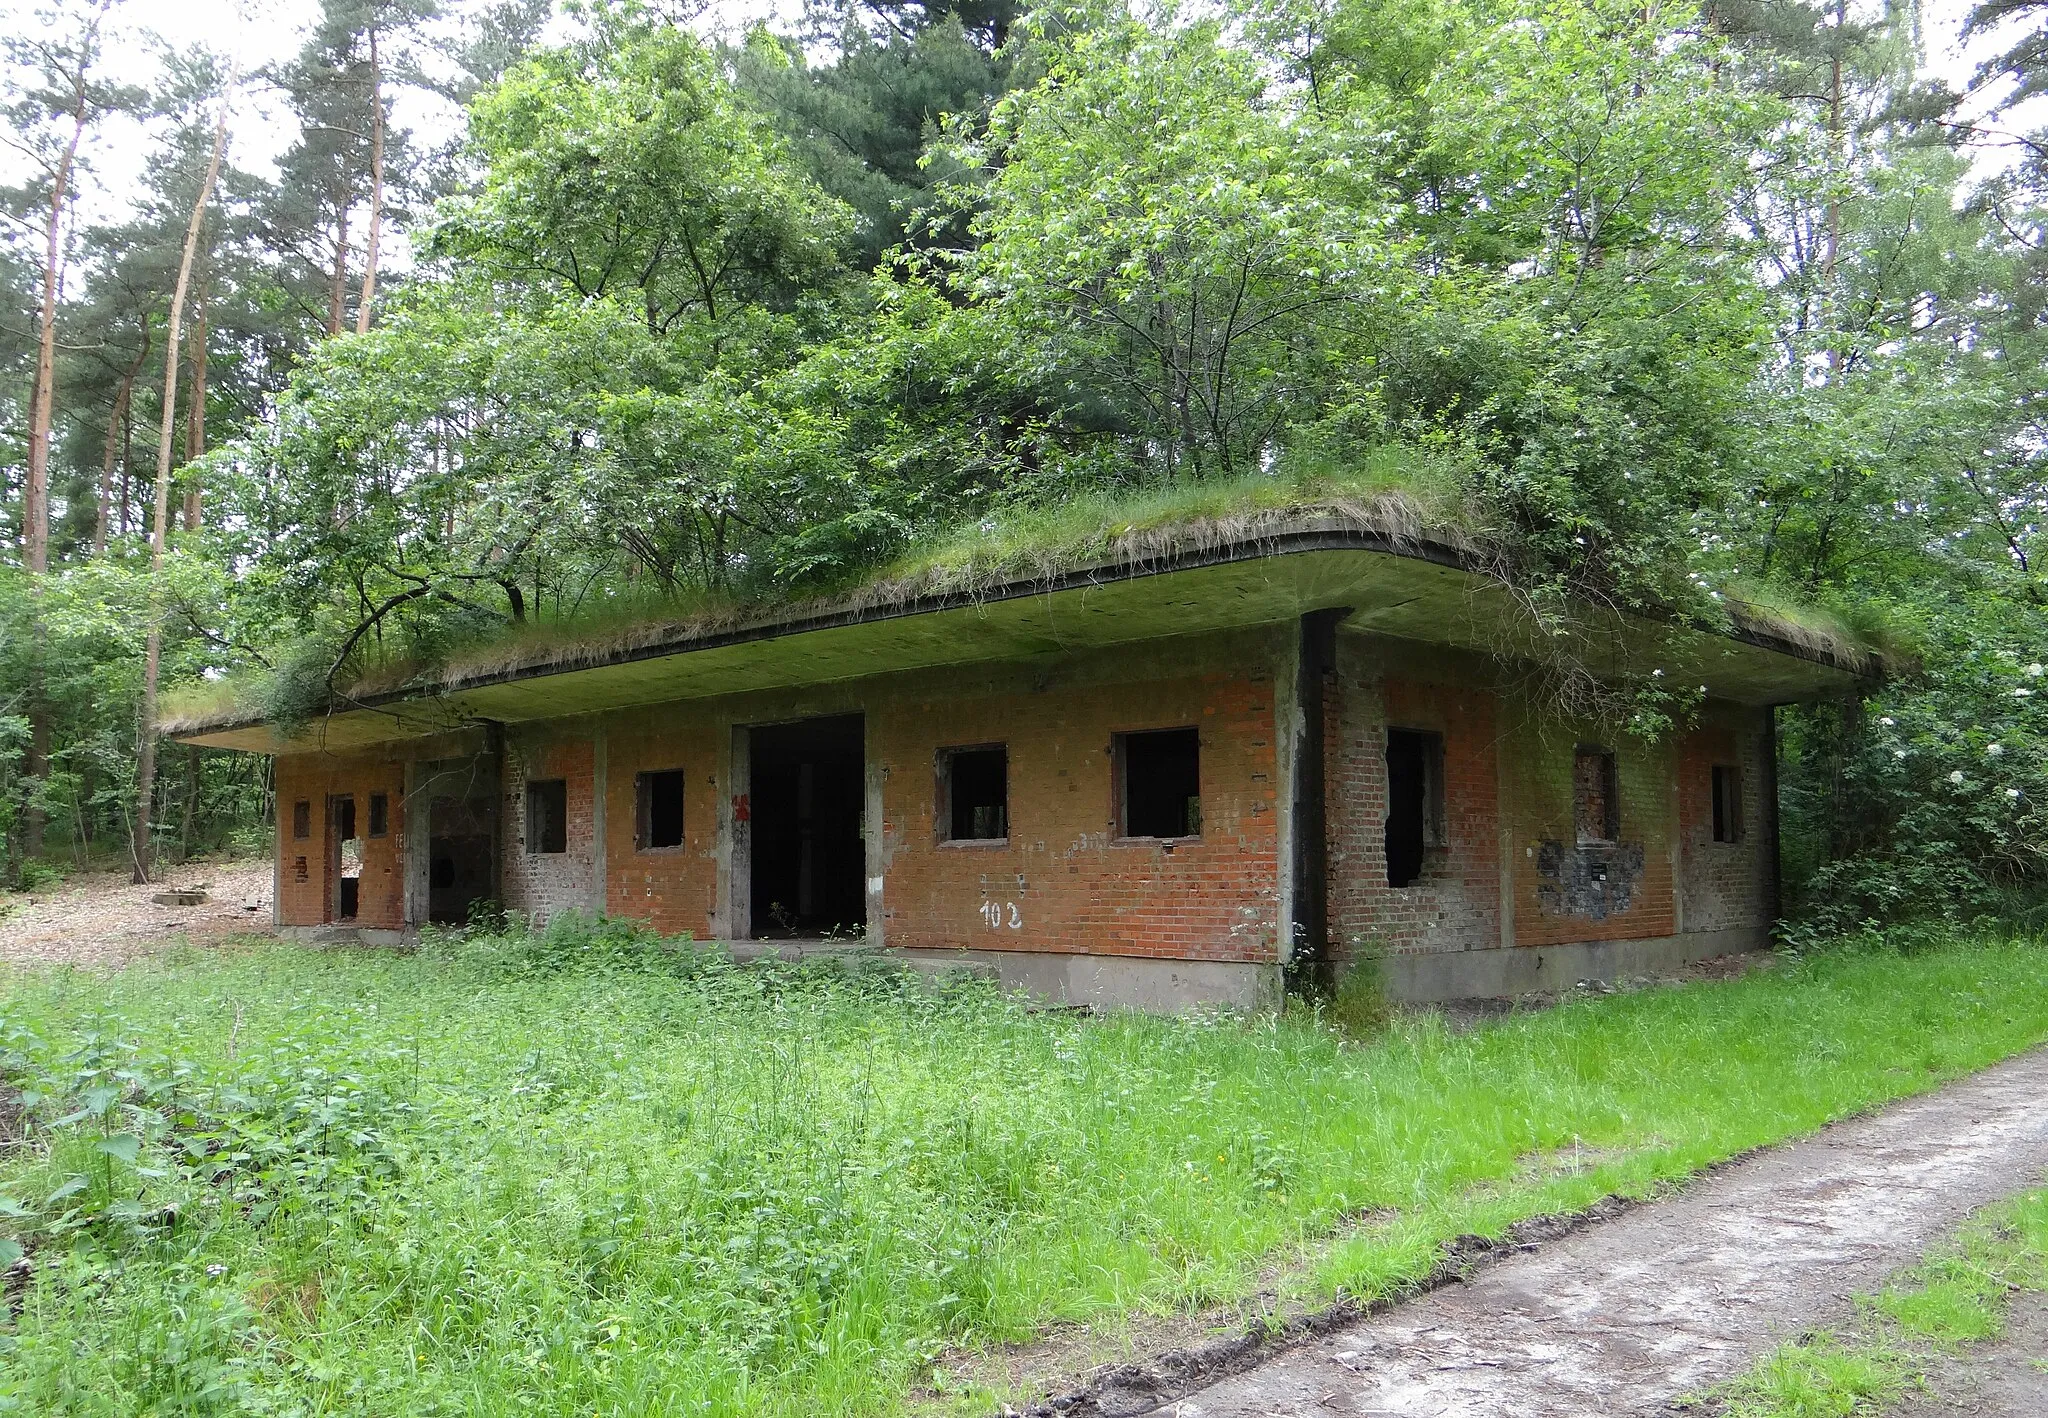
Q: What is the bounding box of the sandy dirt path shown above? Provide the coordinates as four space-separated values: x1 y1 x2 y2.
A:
0 859 273 969
1126 1047 2048 1418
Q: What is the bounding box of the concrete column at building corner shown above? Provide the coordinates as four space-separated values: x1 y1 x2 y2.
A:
718 723 750 942
1272 621 1302 968
592 727 608 919
402 759 423 928
1763 705 1783 925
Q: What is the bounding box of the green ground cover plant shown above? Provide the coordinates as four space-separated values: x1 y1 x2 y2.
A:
1718 1184 2048 1417
1 924 2046 1415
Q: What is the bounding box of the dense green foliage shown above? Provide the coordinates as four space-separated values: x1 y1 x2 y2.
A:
1 0 2045 916
0 922 2041 1412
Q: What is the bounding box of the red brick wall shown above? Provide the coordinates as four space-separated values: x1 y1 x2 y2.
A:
1324 651 1503 960
602 720 720 939
1678 706 1775 935
273 753 405 929
264 627 1775 969
502 733 596 926
1504 715 1678 948
875 666 1283 963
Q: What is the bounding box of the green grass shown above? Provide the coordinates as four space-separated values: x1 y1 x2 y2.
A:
2 924 2047 1416
1718 1184 2048 1417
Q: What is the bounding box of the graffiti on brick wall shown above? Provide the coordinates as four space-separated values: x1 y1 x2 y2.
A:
1534 839 1646 920
979 900 1023 929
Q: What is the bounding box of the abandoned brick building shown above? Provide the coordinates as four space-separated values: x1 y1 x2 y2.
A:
171 516 1876 1007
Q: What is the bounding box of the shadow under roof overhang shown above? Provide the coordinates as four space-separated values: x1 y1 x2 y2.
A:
171 527 1878 756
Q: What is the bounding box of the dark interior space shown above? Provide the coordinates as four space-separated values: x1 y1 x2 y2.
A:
750 714 866 937
1120 727 1201 839
1712 764 1743 843
429 789 497 925
526 779 567 854
637 769 686 849
945 747 1008 841
332 795 359 920
1385 728 1441 888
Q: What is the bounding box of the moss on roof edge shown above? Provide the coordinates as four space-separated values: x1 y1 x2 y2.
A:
160 498 1880 739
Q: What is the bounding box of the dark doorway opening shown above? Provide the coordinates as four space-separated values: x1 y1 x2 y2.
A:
749 715 866 937
429 790 497 925
1384 728 1443 889
331 795 360 921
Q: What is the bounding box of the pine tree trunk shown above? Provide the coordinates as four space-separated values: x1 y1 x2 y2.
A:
356 24 385 335
327 205 351 337
96 329 149 554
118 367 134 536
19 56 94 867
181 287 208 531
135 84 233 886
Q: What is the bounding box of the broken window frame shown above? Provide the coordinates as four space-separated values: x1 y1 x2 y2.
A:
1113 727 1203 842
1711 764 1744 844
635 769 687 852
525 778 568 855
1573 746 1620 844
936 744 1009 844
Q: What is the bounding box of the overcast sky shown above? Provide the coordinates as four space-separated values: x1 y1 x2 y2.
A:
0 0 2030 250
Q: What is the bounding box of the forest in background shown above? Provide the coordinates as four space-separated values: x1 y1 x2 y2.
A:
0 0 2043 932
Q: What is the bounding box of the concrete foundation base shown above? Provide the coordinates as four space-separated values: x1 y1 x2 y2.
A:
1379 926 1770 1004
265 923 1767 1013
727 939 1283 1011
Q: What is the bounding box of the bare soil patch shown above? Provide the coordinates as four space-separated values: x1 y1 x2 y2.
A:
1884 1290 2048 1417
0 858 273 969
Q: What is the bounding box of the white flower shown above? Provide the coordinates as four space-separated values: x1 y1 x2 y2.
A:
1950 770 1967 785
1879 716 1896 726
1894 749 1908 759
2008 788 2023 800
2017 689 2034 699
1989 743 2007 757
2028 664 2045 678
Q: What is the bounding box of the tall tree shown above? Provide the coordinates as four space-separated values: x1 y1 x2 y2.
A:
0 0 131 865
134 60 233 884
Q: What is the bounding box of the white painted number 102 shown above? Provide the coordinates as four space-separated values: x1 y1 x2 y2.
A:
979 901 1022 929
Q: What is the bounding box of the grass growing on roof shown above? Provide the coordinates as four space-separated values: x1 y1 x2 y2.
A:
874 448 1476 594
4 926 2048 1413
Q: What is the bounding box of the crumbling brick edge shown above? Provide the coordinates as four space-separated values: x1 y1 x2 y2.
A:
1004 1144 1779 1418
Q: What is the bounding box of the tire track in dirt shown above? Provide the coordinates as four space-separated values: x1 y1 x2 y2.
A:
1121 1047 2048 1417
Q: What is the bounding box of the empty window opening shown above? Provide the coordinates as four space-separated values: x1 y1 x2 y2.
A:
526 779 567 854
1385 728 1445 889
292 800 310 839
1712 765 1744 843
368 792 389 838
1118 728 1202 840
331 795 360 921
636 770 686 851
1574 747 1619 843
748 714 866 938
941 746 1008 842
